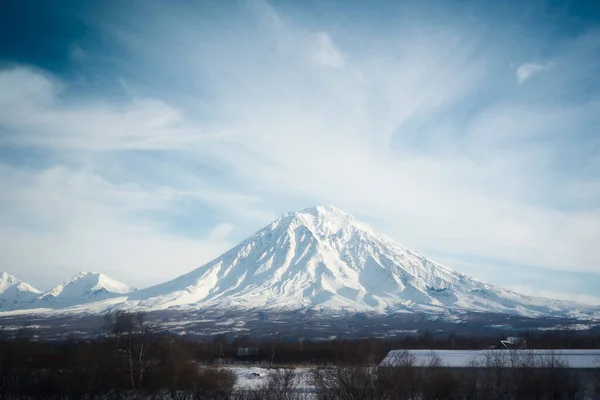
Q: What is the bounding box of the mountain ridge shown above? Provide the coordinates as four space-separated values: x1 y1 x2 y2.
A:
124 206 597 318
0 272 41 310
0 272 136 311
1 206 598 320
34 272 137 308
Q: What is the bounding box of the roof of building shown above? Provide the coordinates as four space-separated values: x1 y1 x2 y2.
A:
379 349 600 369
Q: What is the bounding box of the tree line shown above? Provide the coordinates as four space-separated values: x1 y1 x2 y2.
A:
0 311 599 399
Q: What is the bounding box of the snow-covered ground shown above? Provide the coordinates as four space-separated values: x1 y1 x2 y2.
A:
223 366 315 393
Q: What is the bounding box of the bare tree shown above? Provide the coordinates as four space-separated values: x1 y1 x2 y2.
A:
0 326 15 400
311 365 378 400
191 368 237 400
377 350 421 400
242 368 302 400
419 352 460 400
105 311 157 390
212 334 226 364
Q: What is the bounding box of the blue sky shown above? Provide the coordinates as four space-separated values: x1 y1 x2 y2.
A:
1 0 599 303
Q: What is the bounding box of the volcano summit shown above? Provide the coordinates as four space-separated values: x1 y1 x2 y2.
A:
2 206 598 320
122 206 596 319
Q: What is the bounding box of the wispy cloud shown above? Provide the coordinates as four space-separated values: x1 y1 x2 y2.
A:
0 1 599 298
0 68 229 151
516 62 549 84
309 32 346 68
508 285 600 306
0 163 263 289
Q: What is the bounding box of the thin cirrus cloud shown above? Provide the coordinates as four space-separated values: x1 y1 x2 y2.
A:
508 285 600 306
0 1 599 301
516 62 550 84
309 32 346 68
0 68 228 151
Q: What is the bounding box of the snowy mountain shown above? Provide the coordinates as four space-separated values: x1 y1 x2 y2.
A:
30 272 136 309
2 206 597 320
126 206 594 318
0 272 41 310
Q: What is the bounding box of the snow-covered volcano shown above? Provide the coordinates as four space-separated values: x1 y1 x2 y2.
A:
0 272 41 310
31 272 136 308
3 206 596 319
128 206 588 317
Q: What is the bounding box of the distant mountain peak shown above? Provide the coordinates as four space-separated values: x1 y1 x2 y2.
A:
39 272 136 305
3 206 598 320
277 205 368 240
294 205 357 225
124 206 592 318
71 271 97 279
299 205 349 216
0 272 41 294
0 272 41 310
0 272 18 287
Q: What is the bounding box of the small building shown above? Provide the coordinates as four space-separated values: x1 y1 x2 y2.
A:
491 336 527 349
379 349 600 369
379 349 600 398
